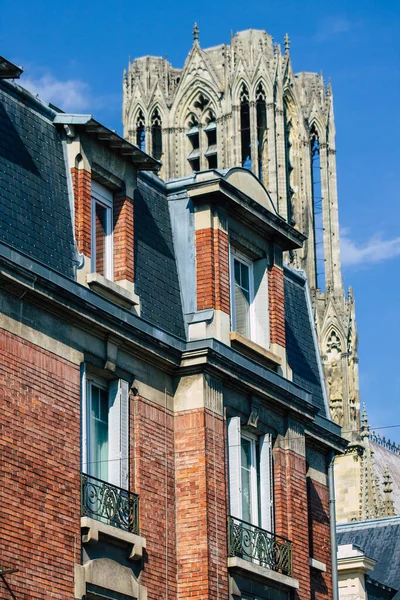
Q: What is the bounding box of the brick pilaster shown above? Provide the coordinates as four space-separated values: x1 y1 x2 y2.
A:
196 228 230 314
268 264 286 347
71 167 91 257
273 445 311 599
113 195 134 283
308 478 333 600
175 408 228 600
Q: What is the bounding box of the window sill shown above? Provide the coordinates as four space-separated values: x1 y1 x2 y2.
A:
227 556 299 590
81 516 146 561
230 332 282 370
86 273 139 310
309 557 327 572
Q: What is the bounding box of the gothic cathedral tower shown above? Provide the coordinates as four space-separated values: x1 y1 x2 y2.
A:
122 27 360 443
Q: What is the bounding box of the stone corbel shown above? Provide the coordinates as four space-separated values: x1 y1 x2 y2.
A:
81 517 146 561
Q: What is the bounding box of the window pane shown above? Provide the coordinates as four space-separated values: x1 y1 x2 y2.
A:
95 202 107 277
89 384 109 482
235 285 250 338
241 438 252 523
240 262 249 291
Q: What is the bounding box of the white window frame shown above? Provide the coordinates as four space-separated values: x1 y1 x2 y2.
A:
229 247 255 340
240 430 260 527
227 416 274 533
91 181 113 281
81 365 129 490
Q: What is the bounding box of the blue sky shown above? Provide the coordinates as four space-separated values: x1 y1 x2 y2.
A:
2 0 399 440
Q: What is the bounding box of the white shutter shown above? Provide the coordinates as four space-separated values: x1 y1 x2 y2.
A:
80 363 88 474
228 416 242 519
120 380 129 491
260 433 274 532
253 258 270 349
108 379 121 487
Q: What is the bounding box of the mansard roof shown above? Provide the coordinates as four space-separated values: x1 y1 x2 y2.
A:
0 79 77 278
284 266 329 417
337 517 400 598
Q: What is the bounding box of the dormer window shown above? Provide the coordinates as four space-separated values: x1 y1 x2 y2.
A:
230 250 254 339
91 182 113 280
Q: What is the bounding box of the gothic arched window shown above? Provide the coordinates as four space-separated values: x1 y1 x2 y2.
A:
151 108 162 161
256 83 267 181
240 84 251 170
204 109 217 169
187 113 200 172
310 124 324 289
136 109 146 152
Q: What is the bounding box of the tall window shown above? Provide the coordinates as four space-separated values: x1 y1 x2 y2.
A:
136 109 146 152
256 83 267 181
310 125 324 290
91 182 113 280
240 84 251 169
81 366 129 489
283 104 294 225
151 107 162 161
187 114 200 172
228 417 274 532
230 251 253 339
204 110 217 169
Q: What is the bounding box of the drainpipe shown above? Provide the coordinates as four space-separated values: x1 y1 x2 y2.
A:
328 451 339 600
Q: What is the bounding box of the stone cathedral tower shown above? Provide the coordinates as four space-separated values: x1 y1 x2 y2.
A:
122 27 360 443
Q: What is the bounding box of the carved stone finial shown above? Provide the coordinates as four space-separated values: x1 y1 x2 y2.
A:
382 466 395 517
360 404 370 439
193 22 200 44
383 466 393 494
284 33 290 54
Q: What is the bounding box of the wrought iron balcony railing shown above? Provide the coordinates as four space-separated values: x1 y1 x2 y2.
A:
81 473 139 534
228 516 292 576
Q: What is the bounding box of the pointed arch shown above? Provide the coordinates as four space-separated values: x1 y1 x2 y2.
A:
135 108 146 152
150 106 163 161
255 82 267 182
309 122 324 289
238 82 251 170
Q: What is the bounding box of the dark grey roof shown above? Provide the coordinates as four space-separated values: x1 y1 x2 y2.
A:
284 267 327 415
337 517 400 598
134 173 185 339
0 80 76 278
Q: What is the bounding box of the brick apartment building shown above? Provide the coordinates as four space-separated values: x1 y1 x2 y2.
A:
0 57 345 600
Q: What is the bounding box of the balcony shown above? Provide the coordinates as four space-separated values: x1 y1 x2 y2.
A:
228 516 292 577
80 473 139 534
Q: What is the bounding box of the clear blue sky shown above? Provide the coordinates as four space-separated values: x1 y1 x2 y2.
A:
2 0 399 440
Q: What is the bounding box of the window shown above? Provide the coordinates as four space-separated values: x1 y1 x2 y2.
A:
151 107 162 161
227 417 273 532
187 114 200 172
256 83 267 181
204 110 218 169
230 251 254 339
310 124 324 290
283 103 295 225
230 247 270 348
81 365 129 489
136 109 146 151
91 182 113 280
240 83 251 170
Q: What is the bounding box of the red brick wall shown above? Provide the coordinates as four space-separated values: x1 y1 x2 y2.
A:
268 265 286 347
71 167 91 257
273 446 310 599
308 478 333 600
196 228 230 314
0 329 81 599
113 195 134 283
175 408 228 600
132 396 177 600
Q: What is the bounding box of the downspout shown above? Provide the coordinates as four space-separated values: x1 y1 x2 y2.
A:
328 450 339 600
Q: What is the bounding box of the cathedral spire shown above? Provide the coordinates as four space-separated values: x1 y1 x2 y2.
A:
193 22 200 45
